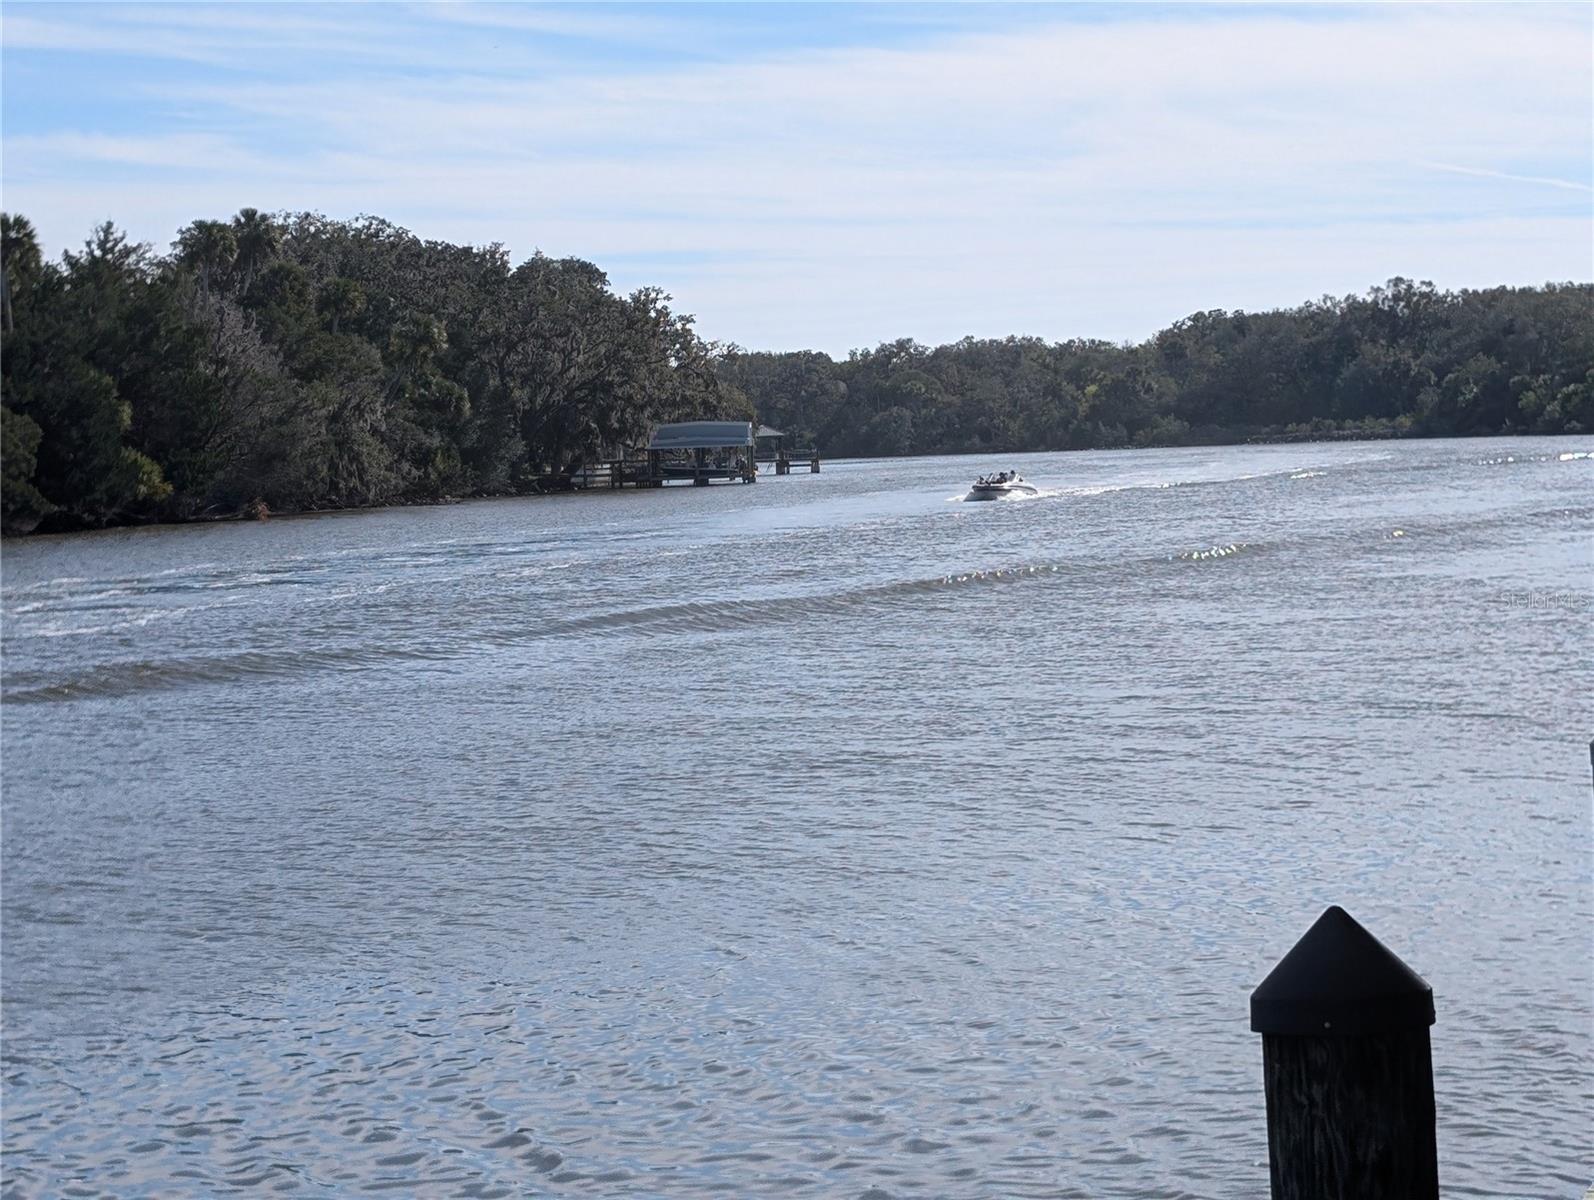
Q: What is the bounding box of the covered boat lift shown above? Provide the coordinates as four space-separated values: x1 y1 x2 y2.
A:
561 421 820 489
646 420 756 485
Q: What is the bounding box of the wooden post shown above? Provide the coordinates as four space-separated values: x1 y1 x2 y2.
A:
1251 906 1437 1200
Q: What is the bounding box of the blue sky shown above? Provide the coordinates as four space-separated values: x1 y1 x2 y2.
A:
3 2 1590 354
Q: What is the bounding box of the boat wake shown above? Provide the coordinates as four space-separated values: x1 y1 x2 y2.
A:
954 486 1060 503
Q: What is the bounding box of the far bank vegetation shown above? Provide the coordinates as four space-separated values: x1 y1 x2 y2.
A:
2 209 1589 534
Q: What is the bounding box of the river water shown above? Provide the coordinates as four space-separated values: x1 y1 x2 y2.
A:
2 438 1589 1198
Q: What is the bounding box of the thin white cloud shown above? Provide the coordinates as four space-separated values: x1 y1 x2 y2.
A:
5 132 270 174
0 9 376 63
402 1 693 45
0 5 573 72
4 3 1589 352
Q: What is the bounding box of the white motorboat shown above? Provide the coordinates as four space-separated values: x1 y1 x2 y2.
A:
966 471 1038 500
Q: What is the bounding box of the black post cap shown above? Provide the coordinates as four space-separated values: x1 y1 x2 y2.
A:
1251 906 1435 1036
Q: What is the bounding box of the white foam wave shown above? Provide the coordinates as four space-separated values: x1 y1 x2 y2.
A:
325 581 405 601
940 565 1061 583
13 594 250 639
1177 542 1251 562
5 576 91 596
1478 450 1593 467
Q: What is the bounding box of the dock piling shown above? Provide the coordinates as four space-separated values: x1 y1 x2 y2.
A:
1251 905 1438 1200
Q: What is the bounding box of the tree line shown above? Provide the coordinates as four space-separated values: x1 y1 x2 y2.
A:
718 279 1592 459
2 208 1589 534
1 210 747 533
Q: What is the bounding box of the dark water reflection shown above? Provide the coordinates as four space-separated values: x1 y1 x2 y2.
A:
3 439 1590 1197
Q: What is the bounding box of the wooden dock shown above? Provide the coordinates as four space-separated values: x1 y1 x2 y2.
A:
758 450 822 476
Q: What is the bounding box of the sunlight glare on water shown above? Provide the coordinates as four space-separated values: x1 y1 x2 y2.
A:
2 438 1590 1198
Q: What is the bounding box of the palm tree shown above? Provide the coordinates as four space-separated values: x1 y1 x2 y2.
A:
173 220 237 299
1 213 44 334
230 208 281 296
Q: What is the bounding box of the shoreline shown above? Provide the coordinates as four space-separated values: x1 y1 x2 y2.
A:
4 428 1583 540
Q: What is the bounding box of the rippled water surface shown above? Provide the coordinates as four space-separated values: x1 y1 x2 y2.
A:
3 439 1590 1198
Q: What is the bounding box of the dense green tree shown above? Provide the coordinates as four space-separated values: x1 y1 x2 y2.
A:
716 349 846 449
731 279 1591 457
3 206 1589 535
2 220 171 528
1 405 52 531
317 277 367 337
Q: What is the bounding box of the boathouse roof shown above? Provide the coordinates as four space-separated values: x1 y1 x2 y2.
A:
755 425 784 439
649 421 755 450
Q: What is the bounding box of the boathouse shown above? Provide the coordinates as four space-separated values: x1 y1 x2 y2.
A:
646 421 757 485
561 421 819 489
